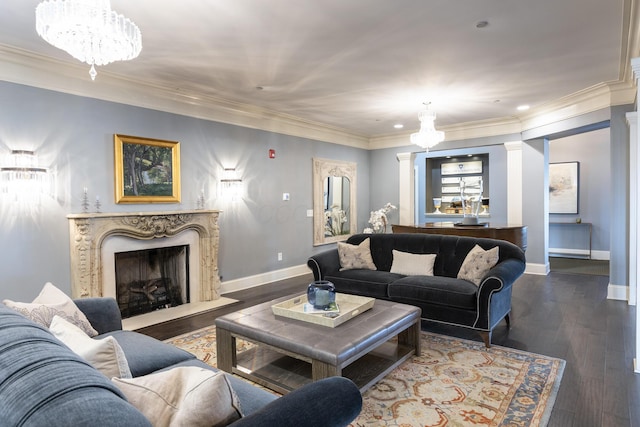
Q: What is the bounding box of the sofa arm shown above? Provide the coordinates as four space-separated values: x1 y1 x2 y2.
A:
229 377 362 427
307 249 341 281
74 297 123 334
474 258 526 329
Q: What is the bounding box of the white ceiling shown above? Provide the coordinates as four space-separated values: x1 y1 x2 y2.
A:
0 0 635 139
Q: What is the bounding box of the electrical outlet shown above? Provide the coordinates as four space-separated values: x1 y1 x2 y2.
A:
277 252 283 261
282 193 290 201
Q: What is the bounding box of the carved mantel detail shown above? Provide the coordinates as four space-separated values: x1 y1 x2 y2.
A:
67 210 221 301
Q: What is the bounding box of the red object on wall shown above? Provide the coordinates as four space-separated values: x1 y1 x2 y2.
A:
269 149 276 159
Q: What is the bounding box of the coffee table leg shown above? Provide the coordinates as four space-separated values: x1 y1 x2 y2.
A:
398 320 421 356
312 360 340 381
216 327 236 373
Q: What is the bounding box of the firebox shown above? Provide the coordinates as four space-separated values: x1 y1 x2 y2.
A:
114 245 190 319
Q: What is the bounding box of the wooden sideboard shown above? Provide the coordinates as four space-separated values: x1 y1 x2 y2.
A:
392 223 528 251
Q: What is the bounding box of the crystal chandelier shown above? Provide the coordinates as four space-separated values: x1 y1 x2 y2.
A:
35 0 142 80
410 103 445 151
1 150 51 202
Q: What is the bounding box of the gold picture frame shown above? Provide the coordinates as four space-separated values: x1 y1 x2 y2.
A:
114 134 181 204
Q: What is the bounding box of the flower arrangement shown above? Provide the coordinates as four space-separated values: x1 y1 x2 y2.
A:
363 202 397 234
325 204 348 236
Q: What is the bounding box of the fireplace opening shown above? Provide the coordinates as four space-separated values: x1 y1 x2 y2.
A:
114 245 190 319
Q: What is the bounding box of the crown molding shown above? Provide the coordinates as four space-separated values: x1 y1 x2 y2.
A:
0 43 636 152
0 44 369 150
370 117 524 149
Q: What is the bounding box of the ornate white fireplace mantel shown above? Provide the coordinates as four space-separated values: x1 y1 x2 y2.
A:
67 210 221 301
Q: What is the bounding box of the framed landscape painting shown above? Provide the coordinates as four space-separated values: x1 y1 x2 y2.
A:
114 134 181 204
549 161 579 214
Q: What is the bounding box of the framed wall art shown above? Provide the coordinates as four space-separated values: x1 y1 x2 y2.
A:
114 134 181 204
549 161 579 214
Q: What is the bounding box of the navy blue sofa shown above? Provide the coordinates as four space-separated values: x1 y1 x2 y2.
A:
0 298 362 426
308 233 526 347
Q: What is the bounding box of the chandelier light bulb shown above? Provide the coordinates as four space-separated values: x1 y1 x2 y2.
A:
35 0 142 80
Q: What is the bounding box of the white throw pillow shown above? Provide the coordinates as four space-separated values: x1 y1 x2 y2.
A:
3 282 98 337
390 250 436 276
457 244 500 286
49 315 132 379
112 367 243 427
338 238 377 271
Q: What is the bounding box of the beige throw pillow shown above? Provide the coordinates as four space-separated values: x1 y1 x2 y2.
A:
457 245 499 286
3 282 98 337
390 250 436 276
112 367 243 427
49 315 132 379
338 238 377 271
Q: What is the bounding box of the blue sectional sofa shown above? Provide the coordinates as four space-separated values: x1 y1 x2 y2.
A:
308 233 526 347
0 297 362 426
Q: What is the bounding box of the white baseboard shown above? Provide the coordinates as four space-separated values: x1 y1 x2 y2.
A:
526 262 549 275
607 284 629 301
548 248 610 260
220 264 311 295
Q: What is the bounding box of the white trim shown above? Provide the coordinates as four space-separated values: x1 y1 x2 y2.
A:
607 284 629 301
548 249 610 260
220 264 311 294
548 248 591 258
525 263 549 275
0 44 636 151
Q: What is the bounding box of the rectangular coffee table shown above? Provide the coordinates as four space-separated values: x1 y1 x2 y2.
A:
215 295 421 394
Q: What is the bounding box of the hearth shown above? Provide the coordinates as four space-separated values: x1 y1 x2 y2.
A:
115 245 190 319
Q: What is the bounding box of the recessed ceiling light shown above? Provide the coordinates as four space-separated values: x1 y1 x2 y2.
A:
394 124 404 129
517 105 530 111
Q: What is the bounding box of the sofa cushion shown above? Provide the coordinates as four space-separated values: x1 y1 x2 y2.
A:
164 359 279 416
388 276 478 310
113 366 243 427
0 303 151 426
390 250 436 276
457 244 499 285
102 330 196 377
3 282 98 337
325 270 404 299
338 238 376 271
49 315 132 379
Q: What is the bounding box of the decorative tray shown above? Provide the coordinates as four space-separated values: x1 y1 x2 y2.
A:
272 293 375 328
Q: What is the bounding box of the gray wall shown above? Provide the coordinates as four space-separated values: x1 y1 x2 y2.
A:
549 128 611 254
0 79 634 302
0 81 371 301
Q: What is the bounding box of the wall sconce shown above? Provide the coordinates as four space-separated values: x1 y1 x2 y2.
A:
220 168 243 202
1 150 52 202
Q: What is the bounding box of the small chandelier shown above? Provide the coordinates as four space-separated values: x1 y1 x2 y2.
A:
410 103 445 151
35 0 142 80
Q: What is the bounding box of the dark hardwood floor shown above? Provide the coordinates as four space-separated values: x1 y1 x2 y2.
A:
139 270 639 427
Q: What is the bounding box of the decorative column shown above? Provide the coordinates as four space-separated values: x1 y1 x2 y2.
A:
504 141 523 225
396 152 416 225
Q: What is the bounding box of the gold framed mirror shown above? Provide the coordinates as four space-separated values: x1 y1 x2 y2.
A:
313 158 357 246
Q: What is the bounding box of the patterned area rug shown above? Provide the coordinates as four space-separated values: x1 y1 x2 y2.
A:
166 327 565 427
